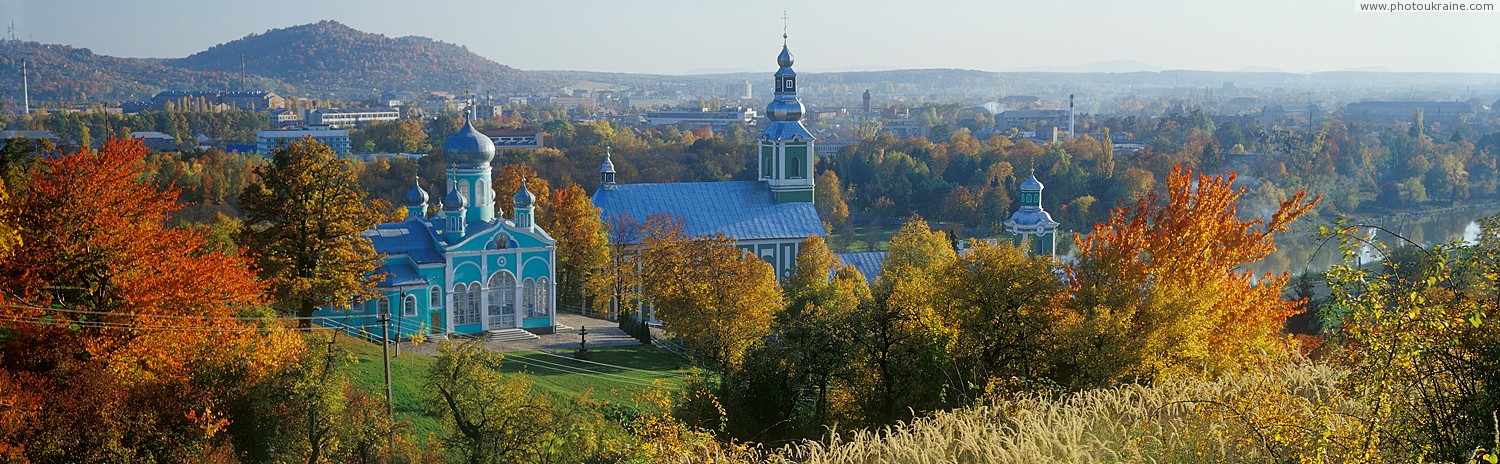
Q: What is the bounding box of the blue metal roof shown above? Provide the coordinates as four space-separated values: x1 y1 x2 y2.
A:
834 252 886 285
759 121 815 141
374 262 426 288
364 221 443 264
592 181 825 243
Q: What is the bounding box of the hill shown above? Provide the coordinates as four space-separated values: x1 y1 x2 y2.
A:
0 40 289 104
168 20 555 97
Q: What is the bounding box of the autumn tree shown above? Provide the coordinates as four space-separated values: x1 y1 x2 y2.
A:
815 170 850 231
239 137 384 321
851 216 958 424
494 164 551 219
940 240 1063 392
639 216 781 370
0 137 303 461
1055 166 1318 389
538 183 610 311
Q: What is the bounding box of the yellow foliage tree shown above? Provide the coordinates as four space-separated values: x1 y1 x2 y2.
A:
1057 166 1318 388
639 216 781 370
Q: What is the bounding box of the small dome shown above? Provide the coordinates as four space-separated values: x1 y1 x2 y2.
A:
405 176 428 206
443 185 467 211
513 177 536 208
777 44 794 68
600 149 616 174
1021 171 1044 191
442 119 495 168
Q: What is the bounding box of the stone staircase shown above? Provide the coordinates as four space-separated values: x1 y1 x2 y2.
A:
486 328 539 343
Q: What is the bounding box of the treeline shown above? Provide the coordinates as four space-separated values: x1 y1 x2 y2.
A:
19 109 270 144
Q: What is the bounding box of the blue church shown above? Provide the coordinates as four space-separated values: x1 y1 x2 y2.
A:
315 119 558 338
592 37 826 280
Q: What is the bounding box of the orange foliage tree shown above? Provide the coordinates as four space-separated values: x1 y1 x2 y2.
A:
1056 166 1318 388
0 138 303 461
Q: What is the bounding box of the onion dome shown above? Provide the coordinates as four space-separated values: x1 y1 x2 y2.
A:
513 177 536 208
405 175 428 206
1021 170 1044 191
767 97 805 122
443 180 467 211
777 44 794 68
441 119 496 168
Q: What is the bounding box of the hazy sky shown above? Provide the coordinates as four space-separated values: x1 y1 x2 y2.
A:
4 0 1499 74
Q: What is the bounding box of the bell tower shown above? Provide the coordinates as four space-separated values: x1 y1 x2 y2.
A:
757 33 815 203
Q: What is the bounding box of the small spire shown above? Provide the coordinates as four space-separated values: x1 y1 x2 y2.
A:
782 11 789 43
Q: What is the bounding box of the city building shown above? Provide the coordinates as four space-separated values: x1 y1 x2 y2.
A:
256 125 352 156
1003 170 1060 257
307 108 400 128
1260 104 1322 128
150 91 285 111
129 131 178 151
879 117 928 140
998 109 1071 130
645 107 758 127
1346 101 1480 124
592 38 824 290
479 128 545 151
313 119 558 338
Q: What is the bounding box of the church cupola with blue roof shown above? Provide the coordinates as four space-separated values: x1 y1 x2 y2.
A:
1003 169 1061 256
514 176 537 230
758 33 816 203
599 147 616 190
443 170 469 237
406 175 428 221
442 112 496 224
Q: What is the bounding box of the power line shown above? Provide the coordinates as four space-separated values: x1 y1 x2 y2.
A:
534 351 687 378
502 355 665 389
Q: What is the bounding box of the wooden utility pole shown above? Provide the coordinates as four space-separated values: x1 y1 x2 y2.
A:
380 314 394 452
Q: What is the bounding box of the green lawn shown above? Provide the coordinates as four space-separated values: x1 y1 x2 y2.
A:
497 345 694 406
336 336 690 443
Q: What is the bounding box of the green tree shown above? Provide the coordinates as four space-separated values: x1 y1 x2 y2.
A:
427 340 597 464
240 137 384 321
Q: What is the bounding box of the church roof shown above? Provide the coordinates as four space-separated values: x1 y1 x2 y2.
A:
592 181 824 243
759 121 814 141
834 251 886 285
374 262 426 288
364 222 443 264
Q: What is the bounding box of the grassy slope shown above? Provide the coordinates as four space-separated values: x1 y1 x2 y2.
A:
336 337 690 443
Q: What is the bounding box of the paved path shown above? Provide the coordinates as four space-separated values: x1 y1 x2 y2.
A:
399 312 647 356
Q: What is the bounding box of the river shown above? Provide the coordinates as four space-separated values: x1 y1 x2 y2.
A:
1243 207 1500 277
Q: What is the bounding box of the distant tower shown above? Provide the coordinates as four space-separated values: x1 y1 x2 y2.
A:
22 59 29 116
757 33 816 203
1068 94 1075 140
743 80 753 100
1003 170 1060 256
862 89 871 123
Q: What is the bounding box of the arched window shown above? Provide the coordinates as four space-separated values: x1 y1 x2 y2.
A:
377 296 390 316
487 272 516 329
430 286 442 311
403 294 417 317
536 278 550 318
451 284 466 324
475 179 488 204
522 278 536 318
465 282 480 325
